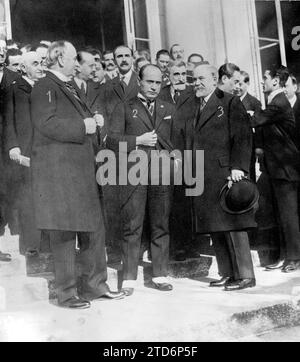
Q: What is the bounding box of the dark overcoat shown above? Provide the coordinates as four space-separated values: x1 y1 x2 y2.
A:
251 92 300 181
30 71 102 232
0 68 21 232
184 87 256 233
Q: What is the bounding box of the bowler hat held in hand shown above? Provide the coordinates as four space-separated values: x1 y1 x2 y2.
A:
219 178 259 214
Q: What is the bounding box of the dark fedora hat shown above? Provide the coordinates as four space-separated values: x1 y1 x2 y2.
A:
219 178 259 214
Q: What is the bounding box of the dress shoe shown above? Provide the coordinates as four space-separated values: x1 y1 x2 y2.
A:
58 296 91 309
209 276 234 287
265 260 285 271
281 260 300 273
94 290 125 301
224 278 256 291
0 251 11 262
25 249 39 257
121 287 134 296
172 250 186 261
148 281 173 291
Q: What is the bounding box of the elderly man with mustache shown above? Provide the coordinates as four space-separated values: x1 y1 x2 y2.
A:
159 60 192 105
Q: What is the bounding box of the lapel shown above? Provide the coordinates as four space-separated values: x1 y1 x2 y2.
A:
71 78 87 103
195 89 221 132
154 98 167 131
112 76 124 100
129 97 154 131
126 71 138 99
87 81 104 108
17 77 33 93
46 71 90 118
177 90 193 110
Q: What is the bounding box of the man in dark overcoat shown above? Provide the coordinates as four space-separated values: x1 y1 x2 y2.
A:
183 63 256 290
252 67 300 273
0 39 21 261
106 64 176 296
30 41 124 309
3 51 44 256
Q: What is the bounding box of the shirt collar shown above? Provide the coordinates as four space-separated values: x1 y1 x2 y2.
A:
47 69 70 83
240 92 248 102
74 77 87 88
203 90 215 104
120 69 132 85
267 88 285 104
289 94 297 108
22 76 35 87
138 92 155 104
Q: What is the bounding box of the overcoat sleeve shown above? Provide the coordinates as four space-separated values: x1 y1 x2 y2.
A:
3 84 18 153
229 96 253 173
30 82 86 144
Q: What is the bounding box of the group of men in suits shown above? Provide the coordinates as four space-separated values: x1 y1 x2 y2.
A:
1 34 300 306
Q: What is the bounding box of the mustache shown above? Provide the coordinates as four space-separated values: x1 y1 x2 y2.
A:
120 61 129 66
175 81 185 85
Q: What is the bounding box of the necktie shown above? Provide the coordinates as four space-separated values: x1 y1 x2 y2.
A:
120 75 127 92
194 97 205 128
174 90 180 104
200 97 206 112
80 81 86 95
146 99 155 116
65 82 87 110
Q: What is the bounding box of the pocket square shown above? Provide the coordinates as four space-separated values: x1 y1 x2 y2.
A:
164 115 172 120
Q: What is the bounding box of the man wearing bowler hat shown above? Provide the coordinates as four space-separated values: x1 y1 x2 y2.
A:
183 63 257 290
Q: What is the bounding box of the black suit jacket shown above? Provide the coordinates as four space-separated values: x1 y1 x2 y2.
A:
252 92 300 181
106 96 176 206
104 71 139 126
242 92 263 158
293 95 300 150
0 68 21 148
242 92 262 113
3 77 33 156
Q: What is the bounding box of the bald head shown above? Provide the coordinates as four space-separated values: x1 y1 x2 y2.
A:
139 64 162 101
77 51 96 81
193 64 218 98
20 51 44 81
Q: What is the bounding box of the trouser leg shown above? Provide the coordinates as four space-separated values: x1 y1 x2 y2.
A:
211 232 234 278
121 185 147 281
49 230 77 303
272 180 300 261
148 185 172 278
226 231 255 279
77 217 109 298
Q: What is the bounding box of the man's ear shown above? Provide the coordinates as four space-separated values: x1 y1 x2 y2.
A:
20 64 26 75
273 76 279 87
57 55 64 68
221 75 228 84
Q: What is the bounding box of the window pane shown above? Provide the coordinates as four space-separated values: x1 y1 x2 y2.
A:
132 0 149 39
255 0 281 72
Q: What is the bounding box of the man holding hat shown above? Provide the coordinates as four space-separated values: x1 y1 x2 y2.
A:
183 63 256 291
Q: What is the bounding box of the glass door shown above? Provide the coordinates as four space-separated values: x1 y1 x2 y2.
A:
124 0 161 61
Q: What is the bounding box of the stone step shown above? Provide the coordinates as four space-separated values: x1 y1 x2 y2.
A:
0 275 51 310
